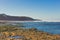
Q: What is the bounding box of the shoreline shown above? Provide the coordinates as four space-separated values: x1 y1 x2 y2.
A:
0 26 60 40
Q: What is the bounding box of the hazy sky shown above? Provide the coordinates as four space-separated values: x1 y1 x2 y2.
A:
0 0 60 22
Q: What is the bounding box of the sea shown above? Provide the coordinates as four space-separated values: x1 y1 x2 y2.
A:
21 22 60 34
0 21 60 34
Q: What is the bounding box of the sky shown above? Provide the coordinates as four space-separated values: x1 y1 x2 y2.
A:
0 0 60 22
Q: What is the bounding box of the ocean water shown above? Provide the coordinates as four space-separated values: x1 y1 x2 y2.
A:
1 22 60 34
20 22 60 34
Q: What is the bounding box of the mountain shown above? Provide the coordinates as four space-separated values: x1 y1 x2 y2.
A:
0 14 38 21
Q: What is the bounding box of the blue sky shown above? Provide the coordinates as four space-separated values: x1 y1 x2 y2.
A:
0 0 60 21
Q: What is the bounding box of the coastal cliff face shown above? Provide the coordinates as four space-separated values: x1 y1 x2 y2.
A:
0 14 35 21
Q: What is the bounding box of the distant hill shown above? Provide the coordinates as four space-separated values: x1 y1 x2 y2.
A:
0 14 40 21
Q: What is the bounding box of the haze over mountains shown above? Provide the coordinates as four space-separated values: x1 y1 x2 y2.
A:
0 14 41 21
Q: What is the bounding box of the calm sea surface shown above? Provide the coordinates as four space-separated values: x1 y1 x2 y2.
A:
1 22 60 34
20 22 60 34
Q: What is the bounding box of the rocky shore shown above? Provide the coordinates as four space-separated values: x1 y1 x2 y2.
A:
0 26 60 40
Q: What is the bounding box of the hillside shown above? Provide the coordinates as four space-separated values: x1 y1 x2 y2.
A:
0 14 36 21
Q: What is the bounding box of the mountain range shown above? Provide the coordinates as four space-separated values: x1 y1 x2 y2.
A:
0 14 41 21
